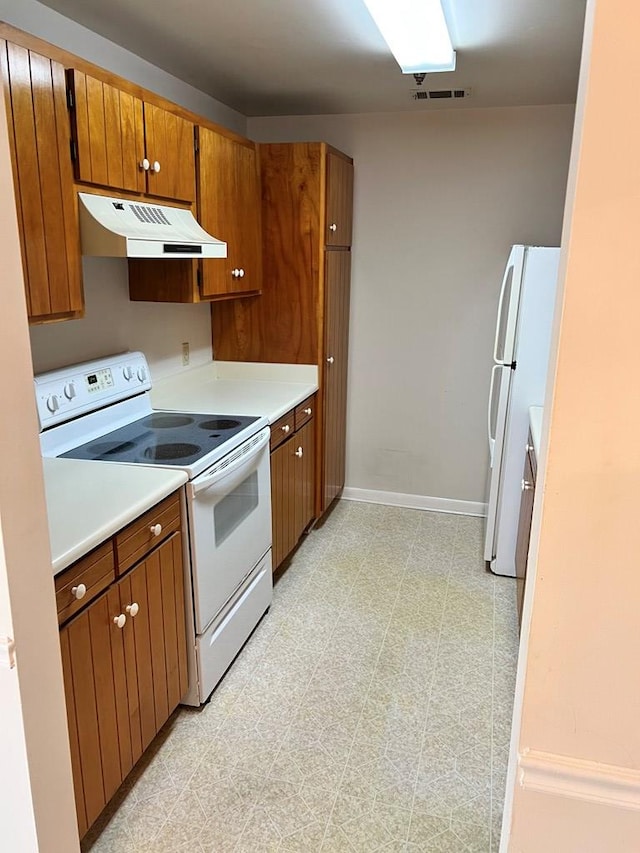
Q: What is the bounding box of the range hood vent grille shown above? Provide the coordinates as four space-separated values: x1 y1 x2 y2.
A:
130 204 172 226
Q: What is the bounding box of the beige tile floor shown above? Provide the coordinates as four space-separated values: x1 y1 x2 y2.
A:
83 500 518 853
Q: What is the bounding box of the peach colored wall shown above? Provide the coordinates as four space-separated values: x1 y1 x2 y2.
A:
505 0 640 847
0 69 79 851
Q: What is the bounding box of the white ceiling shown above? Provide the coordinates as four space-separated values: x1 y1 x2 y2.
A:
36 0 587 116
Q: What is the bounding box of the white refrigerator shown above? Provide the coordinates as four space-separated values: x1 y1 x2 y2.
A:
484 245 560 577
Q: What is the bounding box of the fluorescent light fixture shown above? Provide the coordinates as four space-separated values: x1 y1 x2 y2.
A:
362 0 456 74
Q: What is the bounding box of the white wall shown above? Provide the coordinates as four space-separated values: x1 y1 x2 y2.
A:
30 260 213 379
249 106 574 505
0 0 246 134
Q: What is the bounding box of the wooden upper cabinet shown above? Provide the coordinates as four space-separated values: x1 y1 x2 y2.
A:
1 41 83 321
143 102 195 202
197 127 261 298
326 150 354 247
68 70 145 194
68 71 195 202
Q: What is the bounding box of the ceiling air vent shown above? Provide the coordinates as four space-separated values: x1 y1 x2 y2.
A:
410 87 472 102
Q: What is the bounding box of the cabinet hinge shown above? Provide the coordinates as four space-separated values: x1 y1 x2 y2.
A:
66 86 74 110
69 139 78 163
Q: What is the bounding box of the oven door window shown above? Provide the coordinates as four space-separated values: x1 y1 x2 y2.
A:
214 470 259 546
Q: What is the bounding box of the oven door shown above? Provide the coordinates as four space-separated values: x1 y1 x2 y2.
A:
187 427 271 634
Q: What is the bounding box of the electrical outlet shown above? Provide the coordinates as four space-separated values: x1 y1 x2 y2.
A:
181 342 190 366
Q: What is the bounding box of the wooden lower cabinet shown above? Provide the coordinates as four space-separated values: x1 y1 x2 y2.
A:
59 521 187 838
271 400 316 570
515 432 537 626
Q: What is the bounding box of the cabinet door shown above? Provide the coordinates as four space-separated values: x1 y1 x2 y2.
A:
198 127 262 298
515 451 535 625
294 419 315 540
322 250 351 510
59 587 127 832
1 42 82 320
271 436 298 571
68 70 145 193
326 151 353 247
144 102 195 202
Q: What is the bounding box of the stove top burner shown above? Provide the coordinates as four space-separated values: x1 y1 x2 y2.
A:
143 442 201 460
199 418 242 431
90 440 138 457
59 410 261 469
147 414 195 429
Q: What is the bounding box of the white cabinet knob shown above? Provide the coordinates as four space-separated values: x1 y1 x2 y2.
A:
281 424 290 434
139 158 150 171
326 356 335 364
150 523 162 537
71 584 86 600
521 479 533 491
526 443 534 453
239 268 245 277
329 223 337 232
151 160 161 173
126 602 139 617
295 447 303 458
304 407 312 415
113 614 126 629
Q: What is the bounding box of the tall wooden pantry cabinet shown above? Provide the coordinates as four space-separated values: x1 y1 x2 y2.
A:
212 142 353 518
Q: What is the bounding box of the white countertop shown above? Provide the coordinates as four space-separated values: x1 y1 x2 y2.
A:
151 360 319 423
44 457 187 576
529 406 543 457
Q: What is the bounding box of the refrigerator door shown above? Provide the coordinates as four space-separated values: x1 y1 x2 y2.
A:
493 245 525 366
484 363 513 563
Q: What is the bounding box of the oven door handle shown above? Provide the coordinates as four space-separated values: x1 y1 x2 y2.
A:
189 428 270 497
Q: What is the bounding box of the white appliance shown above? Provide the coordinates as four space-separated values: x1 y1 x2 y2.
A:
78 193 227 259
35 352 272 705
484 245 560 577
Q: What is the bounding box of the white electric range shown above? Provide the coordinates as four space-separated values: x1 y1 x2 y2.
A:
36 351 273 705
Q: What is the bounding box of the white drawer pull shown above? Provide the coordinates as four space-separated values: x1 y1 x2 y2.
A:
281 424 290 434
150 523 162 537
71 584 86 600
521 479 533 491
151 160 161 173
303 407 312 415
113 614 126 629
126 602 139 617
326 356 335 364
295 447 303 458
139 157 150 171
329 223 337 232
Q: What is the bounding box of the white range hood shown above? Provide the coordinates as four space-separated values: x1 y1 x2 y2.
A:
78 192 227 259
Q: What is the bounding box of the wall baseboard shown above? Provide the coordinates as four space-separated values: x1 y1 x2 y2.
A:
519 749 640 811
341 487 487 517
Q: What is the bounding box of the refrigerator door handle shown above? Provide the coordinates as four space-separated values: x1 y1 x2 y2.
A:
493 260 513 365
488 364 500 455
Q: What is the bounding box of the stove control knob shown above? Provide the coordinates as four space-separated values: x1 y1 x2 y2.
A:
46 394 60 413
123 366 134 381
63 382 76 401
137 366 147 383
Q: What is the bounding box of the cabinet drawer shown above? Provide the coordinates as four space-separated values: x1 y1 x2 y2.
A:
115 492 181 576
295 396 315 430
55 541 115 626
270 410 295 451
